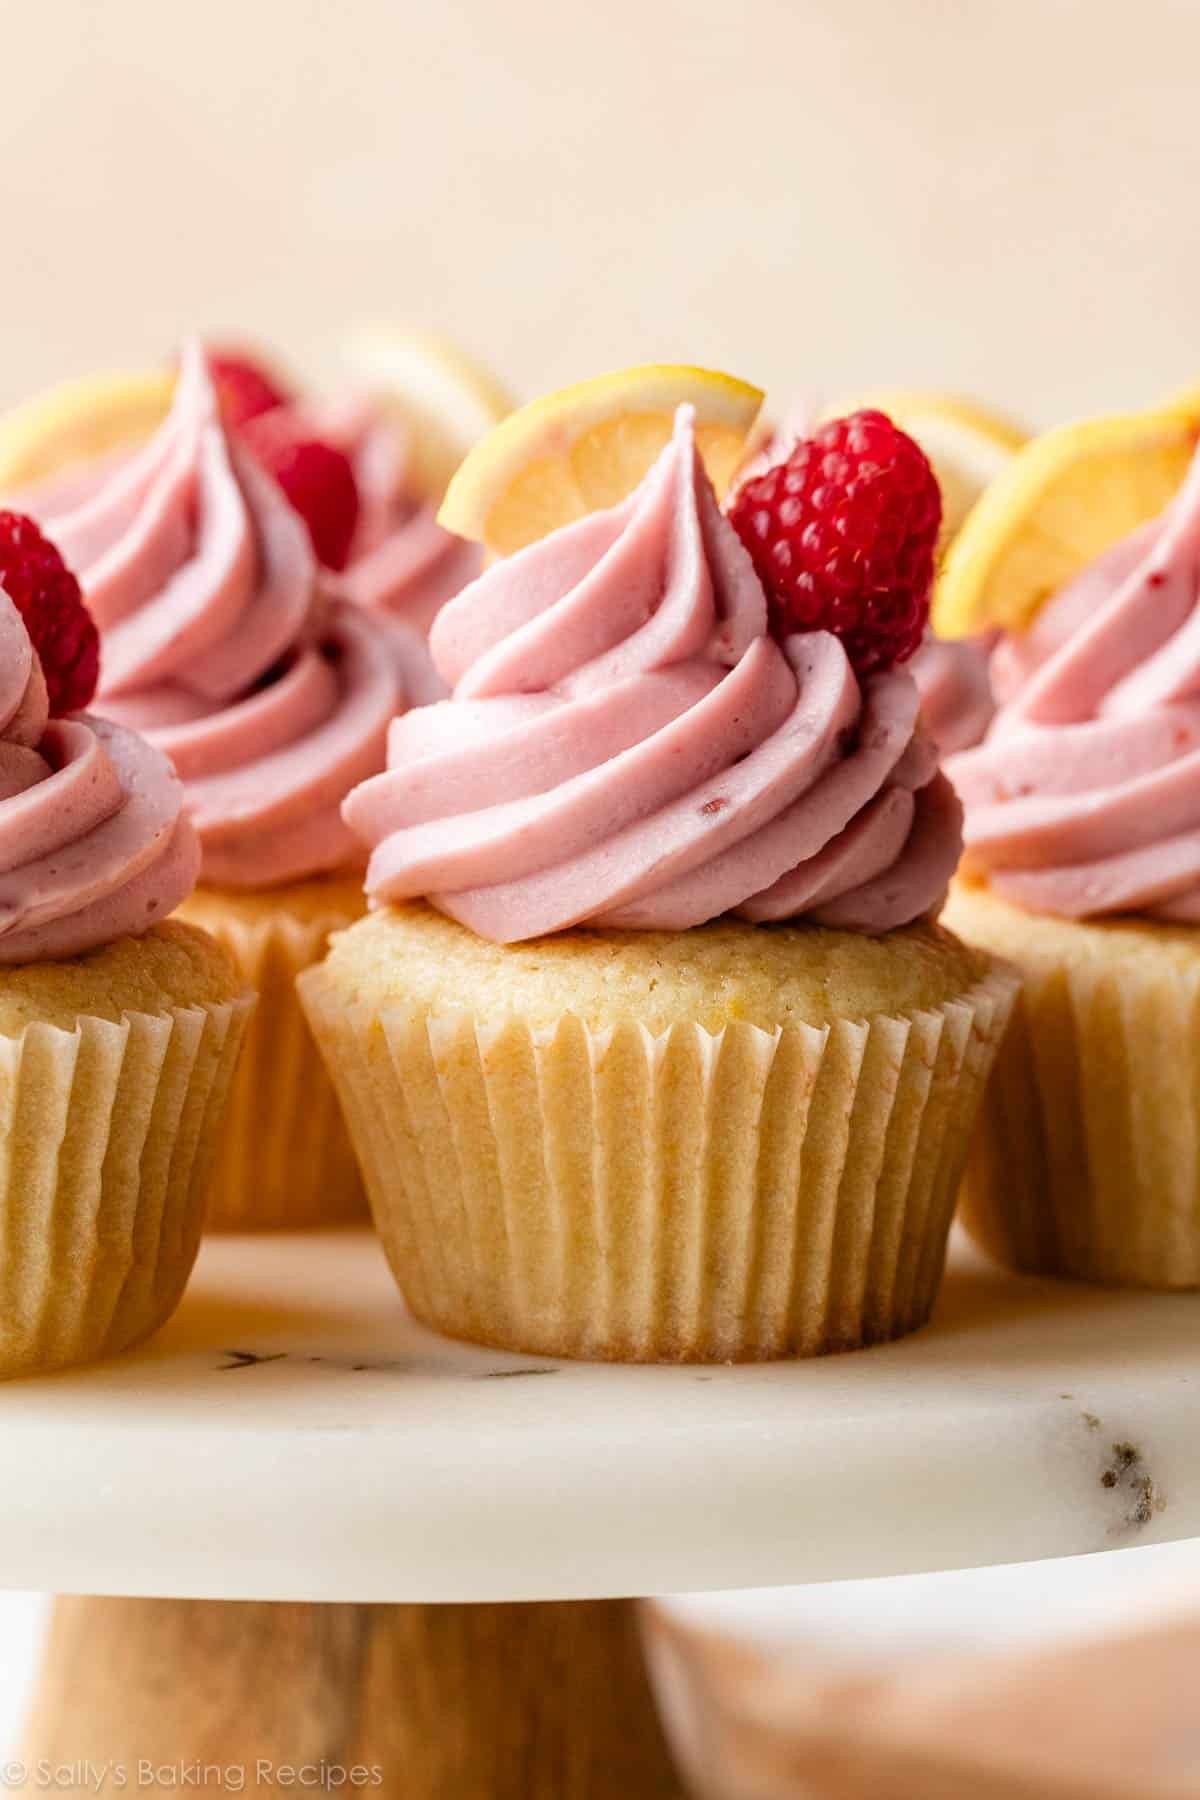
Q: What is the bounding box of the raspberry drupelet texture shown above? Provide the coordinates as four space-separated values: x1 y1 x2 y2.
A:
0 512 99 716
727 409 942 678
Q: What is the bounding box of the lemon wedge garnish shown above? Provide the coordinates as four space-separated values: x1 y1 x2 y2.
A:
340 325 513 506
0 368 175 490
932 404 1200 640
439 364 765 556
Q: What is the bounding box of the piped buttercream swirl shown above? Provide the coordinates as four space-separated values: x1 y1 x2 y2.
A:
948 443 1200 920
308 391 483 643
30 343 411 889
343 408 961 943
910 630 996 755
0 593 198 962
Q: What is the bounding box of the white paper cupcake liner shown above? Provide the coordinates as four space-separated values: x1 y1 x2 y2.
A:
0 993 252 1378
961 946 1200 1286
183 897 367 1229
301 963 1017 1361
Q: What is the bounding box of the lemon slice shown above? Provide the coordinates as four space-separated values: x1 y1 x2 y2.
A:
340 325 513 506
933 404 1200 640
439 364 765 556
822 388 1028 544
0 367 176 491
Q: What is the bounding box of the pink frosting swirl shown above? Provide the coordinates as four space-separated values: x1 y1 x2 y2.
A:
0 593 198 962
910 630 996 754
252 391 477 705
29 344 411 890
948 444 1200 920
343 408 961 943
312 392 483 634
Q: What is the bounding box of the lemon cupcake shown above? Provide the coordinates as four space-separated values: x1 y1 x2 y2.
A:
19 342 418 1229
300 372 1017 1361
0 533 250 1376
941 403 1200 1287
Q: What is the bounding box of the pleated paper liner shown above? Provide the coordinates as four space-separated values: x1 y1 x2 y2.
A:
299 961 1017 1362
178 880 368 1229
945 881 1200 1287
0 991 252 1379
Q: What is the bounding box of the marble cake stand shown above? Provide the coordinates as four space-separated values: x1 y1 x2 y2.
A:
8 1229 1199 1798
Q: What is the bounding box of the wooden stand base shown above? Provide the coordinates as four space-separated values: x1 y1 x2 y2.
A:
21 1596 684 1800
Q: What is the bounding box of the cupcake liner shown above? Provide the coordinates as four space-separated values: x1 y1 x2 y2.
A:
299 963 1017 1361
0 992 252 1378
959 942 1200 1287
181 893 367 1229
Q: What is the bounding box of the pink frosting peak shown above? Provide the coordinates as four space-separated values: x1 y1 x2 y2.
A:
343 407 961 943
0 593 198 962
27 343 411 889
948 443 1200 920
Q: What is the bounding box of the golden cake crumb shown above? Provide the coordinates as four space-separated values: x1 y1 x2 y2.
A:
320 901 992 1035
179 873 366 935
0 920 245 1037
945 877 1200 976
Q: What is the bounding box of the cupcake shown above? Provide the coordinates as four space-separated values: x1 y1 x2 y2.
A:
0 518 251 1376
25 342 415 1229
940 405 1200 1286
300 378 1017 1361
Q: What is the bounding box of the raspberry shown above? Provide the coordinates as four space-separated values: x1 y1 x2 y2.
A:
727 410 942 678
206 347 293 429
0 512 98 716
245 420 360 571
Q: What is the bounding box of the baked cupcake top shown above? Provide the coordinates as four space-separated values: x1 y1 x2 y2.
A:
948 446 1200 920
0 536 197 963
27 343 411 891
344 404 963 943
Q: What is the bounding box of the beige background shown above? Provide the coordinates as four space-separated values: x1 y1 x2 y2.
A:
3 0 1197 427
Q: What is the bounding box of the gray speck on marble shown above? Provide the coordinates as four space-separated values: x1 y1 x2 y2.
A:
477 1367 560 1381
1100 1440 1166 1534
218 1349 288 1373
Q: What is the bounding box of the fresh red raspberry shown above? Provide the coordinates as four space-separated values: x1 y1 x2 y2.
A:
245 420 361 571
206 347 293 429
727 410 942 678
0 512 99 716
